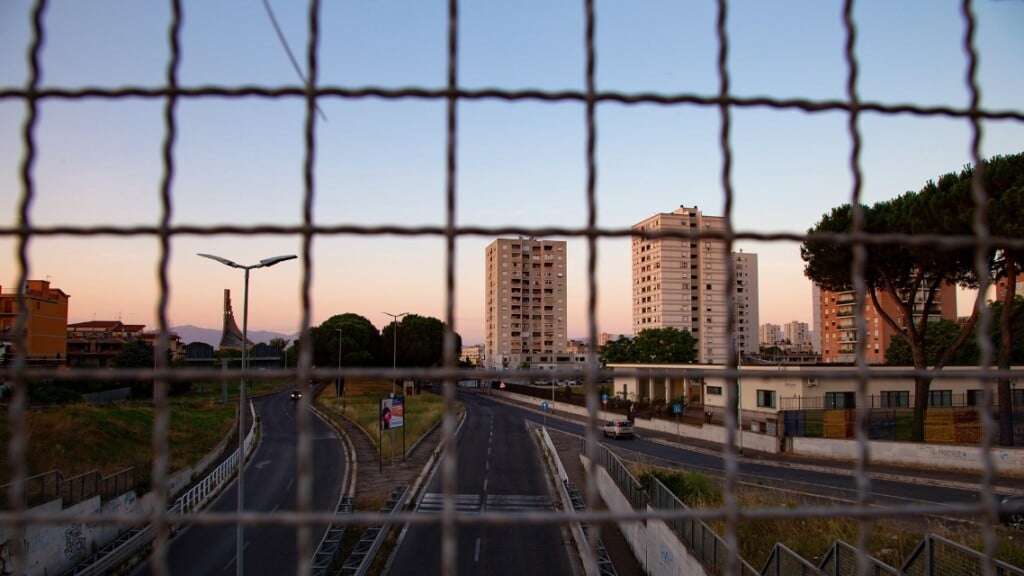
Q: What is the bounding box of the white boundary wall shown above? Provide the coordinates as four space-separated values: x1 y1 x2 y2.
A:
498 389 1024 476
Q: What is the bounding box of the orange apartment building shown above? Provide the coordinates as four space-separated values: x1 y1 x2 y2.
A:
819 283 957 364
0 280 70 366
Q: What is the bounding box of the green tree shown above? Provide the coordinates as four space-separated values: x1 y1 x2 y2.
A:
885 319 979 366
114 339 155 368
632 327 698 363
597 329 697 364
313 313 380 368
801 165 987 440
599 335 634 364
380 314 461 368
988 152 1024 445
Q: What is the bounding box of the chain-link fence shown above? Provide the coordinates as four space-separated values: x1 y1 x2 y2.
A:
2 1 1024 575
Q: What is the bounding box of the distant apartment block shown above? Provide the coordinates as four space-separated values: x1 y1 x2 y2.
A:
784 321 812 350
631 205 760 364
67 321 185 367
819 283 957 364
460 344 483 366
760 323 783 347
0 280 69 366
485 237 568 370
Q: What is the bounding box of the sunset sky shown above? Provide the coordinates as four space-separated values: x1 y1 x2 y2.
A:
2 0 1023 345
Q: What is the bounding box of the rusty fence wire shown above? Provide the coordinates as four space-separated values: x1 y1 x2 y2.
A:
2 1 1024 576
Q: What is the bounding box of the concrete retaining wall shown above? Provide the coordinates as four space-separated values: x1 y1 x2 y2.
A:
501 390 1024 474
0 491 138 576
793 436 1024 475
581 456 707 576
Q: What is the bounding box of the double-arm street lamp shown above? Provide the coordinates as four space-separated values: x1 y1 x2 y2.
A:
382 311 409 396
198 252 296 576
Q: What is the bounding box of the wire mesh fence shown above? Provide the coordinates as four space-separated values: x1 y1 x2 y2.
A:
1 0 1023 575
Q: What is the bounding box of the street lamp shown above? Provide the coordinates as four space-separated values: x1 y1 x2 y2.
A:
342 325 350 397
383 311 409 396
198 252 296 576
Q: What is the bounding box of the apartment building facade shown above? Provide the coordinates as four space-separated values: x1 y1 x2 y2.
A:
819 282 957 364
484 237 568 370
0 280 70 366
631 205 760 364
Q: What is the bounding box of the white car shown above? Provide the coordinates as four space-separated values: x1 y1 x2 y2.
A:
602 420 634 439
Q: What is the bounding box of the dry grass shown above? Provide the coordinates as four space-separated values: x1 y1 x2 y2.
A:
637 466 1024 570
317 378 453 461
0 400 235 490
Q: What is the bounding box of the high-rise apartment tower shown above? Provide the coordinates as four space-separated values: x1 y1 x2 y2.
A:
632 206 759 364
485 238 568 370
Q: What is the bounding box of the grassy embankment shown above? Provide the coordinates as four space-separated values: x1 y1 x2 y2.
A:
640 467 1024 570
0 378 285 491
315 378 453 462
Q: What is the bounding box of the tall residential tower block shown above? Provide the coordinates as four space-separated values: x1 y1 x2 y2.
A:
485 237 568 370
631 206 759 364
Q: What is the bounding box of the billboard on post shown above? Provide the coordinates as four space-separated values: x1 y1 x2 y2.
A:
381 396 405 430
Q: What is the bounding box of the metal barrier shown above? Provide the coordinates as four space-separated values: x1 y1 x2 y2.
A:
2 1 1023 575
902 534 1024 576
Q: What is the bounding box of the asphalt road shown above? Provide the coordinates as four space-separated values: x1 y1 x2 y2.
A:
500 392 1008 517
388 391 576 576
133 389 346 576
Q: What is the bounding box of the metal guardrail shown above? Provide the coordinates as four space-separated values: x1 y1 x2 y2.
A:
564 480 618 576
645 473 759 576
336 485 409 576
759 542 825 576
819 540 902 576
583 440 648 511
310 495 354 576
902 534 1024 576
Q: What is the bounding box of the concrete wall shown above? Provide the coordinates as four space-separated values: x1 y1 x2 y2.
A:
500 389 1024 474
581 456 707 576
0 491 138 576
793 436 1024 476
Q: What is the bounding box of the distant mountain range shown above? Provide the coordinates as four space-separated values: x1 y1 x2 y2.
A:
168 325 299 348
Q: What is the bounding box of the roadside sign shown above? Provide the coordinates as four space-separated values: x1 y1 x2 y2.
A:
541 401 549 411
673 403 682 415
601 392 608 407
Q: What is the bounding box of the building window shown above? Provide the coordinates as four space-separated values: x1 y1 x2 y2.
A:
966 389 988 406
707 386 723 395
825 391 856 409
756 390 776 408
928 390 952 407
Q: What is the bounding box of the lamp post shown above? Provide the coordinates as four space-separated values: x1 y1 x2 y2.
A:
198 252 296 576
383 311 409 396
342 325 350 397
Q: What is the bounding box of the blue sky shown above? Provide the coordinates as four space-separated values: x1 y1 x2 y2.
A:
1 0 1023 345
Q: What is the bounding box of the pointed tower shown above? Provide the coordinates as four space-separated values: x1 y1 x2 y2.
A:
219 289 251 350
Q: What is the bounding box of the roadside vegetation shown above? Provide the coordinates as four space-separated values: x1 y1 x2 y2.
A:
315 377 453 462
639 467 1024 570
0 378 285 492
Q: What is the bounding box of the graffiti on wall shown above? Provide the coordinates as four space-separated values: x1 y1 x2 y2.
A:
63 523 88 564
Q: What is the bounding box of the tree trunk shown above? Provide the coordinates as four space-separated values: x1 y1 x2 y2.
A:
913 374 932 442
998 259 1018 446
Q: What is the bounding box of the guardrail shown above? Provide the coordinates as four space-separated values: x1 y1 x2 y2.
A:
337 485 409 576
310 495 354 576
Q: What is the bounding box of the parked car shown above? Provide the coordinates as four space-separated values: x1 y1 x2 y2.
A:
290 389 302 401
1001 495 1024 528
602 420 634 439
